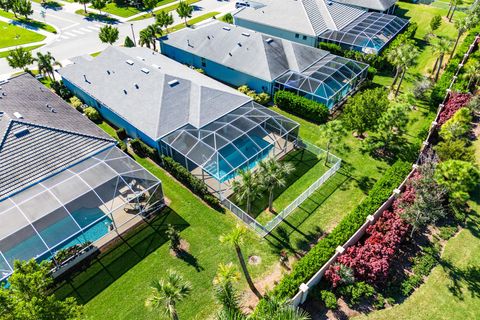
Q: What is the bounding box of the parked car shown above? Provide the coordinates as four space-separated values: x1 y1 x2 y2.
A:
235 1 250 8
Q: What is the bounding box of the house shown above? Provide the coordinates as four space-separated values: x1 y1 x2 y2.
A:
59 47 300 189
160 21 369 109
233 0 408 54
0 73 164 280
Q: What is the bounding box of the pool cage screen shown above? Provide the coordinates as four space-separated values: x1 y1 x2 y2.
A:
318 12 409 54
274 55 369 109
160 101 300 194
0 146 164 280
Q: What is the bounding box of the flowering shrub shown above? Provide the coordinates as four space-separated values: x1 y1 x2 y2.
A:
437 93 472 126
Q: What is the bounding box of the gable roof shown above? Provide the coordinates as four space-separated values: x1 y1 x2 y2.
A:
58 47 252 141
234 0 366 37
161 21 330 82
333 0 397 11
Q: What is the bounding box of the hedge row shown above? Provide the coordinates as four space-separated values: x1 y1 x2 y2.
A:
430 26 480 107
130 138 157 160
274 90 329 123
269 160 412 299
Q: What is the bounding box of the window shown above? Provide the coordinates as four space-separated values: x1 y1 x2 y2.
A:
302 35 307 40
201 57 206 68
295 33 299 38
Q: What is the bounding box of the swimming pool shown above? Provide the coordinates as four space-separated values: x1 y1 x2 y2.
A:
205 135 273 182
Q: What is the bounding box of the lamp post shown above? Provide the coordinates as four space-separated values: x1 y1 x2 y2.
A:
130 23 137 46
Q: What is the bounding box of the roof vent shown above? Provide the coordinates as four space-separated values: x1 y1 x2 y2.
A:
238 42 242 47
136 56 145 61
126 59 134 65
222 26 231 31
13 112 23 119
168 79 179 87
266 38 273 43
14 128 29 138
46 103 51 109
328 1 333 4
123 89 128 94
151 64 161 69
207 35 211 40
141 68 150 74
107 70 111 75
241 32 250 37
134 83 139 89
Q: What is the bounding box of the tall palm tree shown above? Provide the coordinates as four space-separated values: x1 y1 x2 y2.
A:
219 225 262 299
139 25 158 51
254 296 311 320
448 0 463 22
431 36 453 81
394 43 419 97
257 159 294 213
386 45 404 91
463 61 480 91
452 16 471 57
36 52 61 81
213 263 242 315
145 270 192 320
231 169 261 215
176 0 193 26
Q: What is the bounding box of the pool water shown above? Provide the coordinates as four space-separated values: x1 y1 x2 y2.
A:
206 135 273 182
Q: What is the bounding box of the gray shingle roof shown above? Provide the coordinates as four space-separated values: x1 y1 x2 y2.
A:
58 47 252 141
234 0 366 36
161 22 330 82
333 0 397 11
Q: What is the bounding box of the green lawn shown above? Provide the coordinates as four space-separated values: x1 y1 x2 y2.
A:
0 44 43 58
129 0 200 21
92 0 178 18
31 0 63 8
166 11 220 33
0 21 45 49
0 10 57 33
357 138 480 320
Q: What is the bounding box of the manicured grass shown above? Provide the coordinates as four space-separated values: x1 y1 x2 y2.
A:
0 21 46 49
0 44 43 58
0 10 57 33
92 0 177 18
167 11 220 33
129 0 200 21
32 0 63 8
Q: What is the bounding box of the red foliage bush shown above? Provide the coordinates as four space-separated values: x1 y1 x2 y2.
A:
437 92 472 126
325 264 343 288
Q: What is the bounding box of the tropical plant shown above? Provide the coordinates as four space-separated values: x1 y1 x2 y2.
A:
448 0 463 22
394 43 419 97
257 158 294 212
139 25 158 51
143 0 157 14
124 35 135 47
231 169 261 214
91 0 106 14
145 270 192 320
434 138 475 162
319 120 346 165
84 106 102 122
462 60 480 91
254 295 311 320
219 225 262 299
6 47 34 72
452 16 473 56
36 51 62 81
213 263 242 316
430 14 442 33
435 159 480 204
431 36 453 81
76 0 90 14
98 25 119 45
176 0 193 26
223 13 233 24
165 224 182 253
439 107 472 141
13 0 33 19
156 10 174 33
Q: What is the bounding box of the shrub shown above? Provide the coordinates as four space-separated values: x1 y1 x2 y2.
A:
117 140 127 153
337 281 375 306
238 85 270 105
434 139 475 162
401 245 439 295
116 127 127 140
69 96 83 112
269 160 411 299
274 90 329 123
438 225 458 240
83 107 102 123
51 80 72 100
412 78 432 99
437 92 472 125
367 66 377 80
130 138 157 159
320 290 338 309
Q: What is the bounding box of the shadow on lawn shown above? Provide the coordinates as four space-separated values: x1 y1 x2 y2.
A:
53 207 188 304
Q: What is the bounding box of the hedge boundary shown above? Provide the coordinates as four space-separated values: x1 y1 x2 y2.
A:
274 90 329 123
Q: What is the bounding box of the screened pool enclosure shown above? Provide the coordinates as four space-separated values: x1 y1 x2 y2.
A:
274 55 369 109
0 147 164 280
318 12 409 54
160 101 299 195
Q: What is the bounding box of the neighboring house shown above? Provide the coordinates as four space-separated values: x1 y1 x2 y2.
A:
160 21 369 109
0 73 164 280
233 0 408 54
334 0 397 12
59 47 300 188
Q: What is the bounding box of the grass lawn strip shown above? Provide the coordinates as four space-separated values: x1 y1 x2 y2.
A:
166 11 220 33
0 20 45 49
92 0 179 18
0 10 57 33
0 44 43 58
129 0 200 21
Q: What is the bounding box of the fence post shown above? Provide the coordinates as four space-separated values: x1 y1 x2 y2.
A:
299 283 310 304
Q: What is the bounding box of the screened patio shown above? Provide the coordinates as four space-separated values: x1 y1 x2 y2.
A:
0 147 164 281
160 102 299 196
274 55 369 109
318 12 409 54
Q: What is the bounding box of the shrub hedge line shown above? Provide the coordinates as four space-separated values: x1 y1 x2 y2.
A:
274 90 329 123
130 138 157 160
430 27 480 107
269 160 412 299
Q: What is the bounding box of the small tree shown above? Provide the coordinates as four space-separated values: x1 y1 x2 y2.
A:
219 225 262 299
145 270 192 320
6 47 34 72
76 0 90 14
435 159 480 205
342 87 390 137
165 224 182 253
319 120 346 165
223 13 233 24
36 51 62 81
452 16 472 56
14 0 33 19
394 43 419 97
462 60 480 92
257 158 294 212
431 36 453 81
430 15 442 33
176 0 193 26
156 10 174 33
124 35 135 47
143 0 157 15
213 263 242 316
91 0 106 14
98 25 119 45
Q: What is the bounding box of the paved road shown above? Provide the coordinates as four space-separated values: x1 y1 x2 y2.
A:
0 0 236 78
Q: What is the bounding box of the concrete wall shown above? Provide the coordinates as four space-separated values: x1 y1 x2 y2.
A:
160 42 273 94
234 17 317 47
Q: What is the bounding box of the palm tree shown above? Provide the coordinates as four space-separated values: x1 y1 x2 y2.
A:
318 120 346 165
463 61 480 91
231 169 261 215
448 0 463 22
386 45 404 91
98 25 119 45
394 43 419 97
219 225 262 299
139 25 158 51
254 295 311 320
176 0 193 26
431 36 453 81
452 16 471 57
257 159 294 213
36 52 61 81
213 263 242 315
6 47 34 72
145 270 192 320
